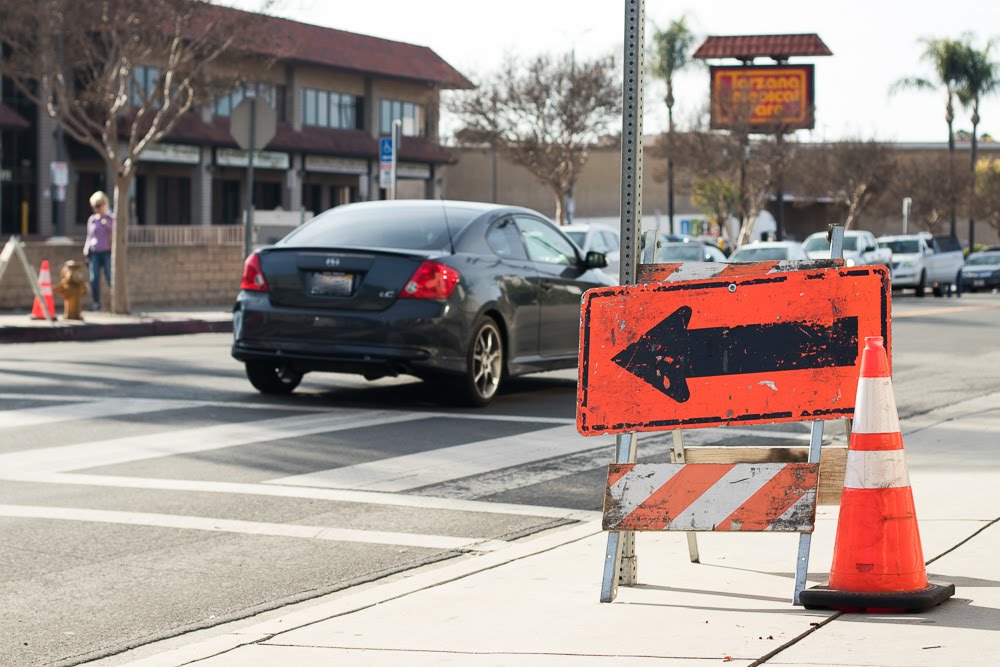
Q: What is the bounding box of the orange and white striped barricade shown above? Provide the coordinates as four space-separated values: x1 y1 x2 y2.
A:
579 229 892 604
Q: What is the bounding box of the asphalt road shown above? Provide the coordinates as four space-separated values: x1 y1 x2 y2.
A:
0 292 998 666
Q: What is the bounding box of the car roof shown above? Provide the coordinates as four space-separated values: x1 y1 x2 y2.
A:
562 223 618 233
877 234 923 241
736 241 802 249
805 230 868 238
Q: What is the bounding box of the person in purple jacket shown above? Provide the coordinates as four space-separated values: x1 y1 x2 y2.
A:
83 191 114 311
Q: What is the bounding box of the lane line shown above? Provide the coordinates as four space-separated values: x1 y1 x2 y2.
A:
269 426 814 494
8 473 601 521
0 410 430 476
0 504 508 552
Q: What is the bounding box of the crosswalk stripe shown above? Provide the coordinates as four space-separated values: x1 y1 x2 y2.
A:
0 410 429 476
267 425 593 492
0 398 203 430
10 473 601 522
0 504 509 552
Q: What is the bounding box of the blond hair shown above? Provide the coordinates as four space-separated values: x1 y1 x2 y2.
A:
89 191 109 209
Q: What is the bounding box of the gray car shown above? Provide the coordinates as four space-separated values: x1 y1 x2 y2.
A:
232 200 614 406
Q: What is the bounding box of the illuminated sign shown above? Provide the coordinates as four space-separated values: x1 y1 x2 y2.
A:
710 65 814 131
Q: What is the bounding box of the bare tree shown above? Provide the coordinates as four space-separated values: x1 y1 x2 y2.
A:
974 157 1000 242
789 140 896 231
0 0 273 313
448 52 620 224
883 153 957 234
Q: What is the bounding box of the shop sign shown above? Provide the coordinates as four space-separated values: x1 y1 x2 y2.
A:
138 143 201 165
710 65 815 131
304 155 368 175
216 148 290 170
397 162 432 180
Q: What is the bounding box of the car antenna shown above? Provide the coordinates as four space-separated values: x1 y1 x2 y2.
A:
439 195 456 255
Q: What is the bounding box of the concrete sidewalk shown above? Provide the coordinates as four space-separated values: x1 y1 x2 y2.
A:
0 307 232 343
103 392 1000 667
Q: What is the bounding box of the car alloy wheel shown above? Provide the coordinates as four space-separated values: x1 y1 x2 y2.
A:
472 319 503 402
245 360 303 395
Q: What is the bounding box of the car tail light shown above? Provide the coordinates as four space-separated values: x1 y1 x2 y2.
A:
240 253 269 292
400 260 460 299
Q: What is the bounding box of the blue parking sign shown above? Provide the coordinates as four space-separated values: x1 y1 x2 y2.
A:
379 137 393 164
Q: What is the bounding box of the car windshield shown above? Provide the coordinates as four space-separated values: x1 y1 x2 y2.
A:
803 236 859 252
966 254 1000 266
881 240 921 254
280 205 482 250
565 231 586 246
658 245 704 261
730 247 791 262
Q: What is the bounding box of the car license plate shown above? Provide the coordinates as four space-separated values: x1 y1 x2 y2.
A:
974 279 985 287
309 271 354 296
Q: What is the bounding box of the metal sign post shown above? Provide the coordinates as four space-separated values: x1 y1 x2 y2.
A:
601 0 645 605
230 96 277 257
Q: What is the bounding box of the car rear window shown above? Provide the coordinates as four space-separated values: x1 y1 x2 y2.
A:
565 231 586 246
881 240 920 254
730 247 790 261
803 236 859 252
281 205 482 250
658 245 704 261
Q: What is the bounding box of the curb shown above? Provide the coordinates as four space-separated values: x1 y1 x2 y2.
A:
0 319 232 344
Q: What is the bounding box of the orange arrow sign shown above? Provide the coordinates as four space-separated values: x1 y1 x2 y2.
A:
577 266 890 435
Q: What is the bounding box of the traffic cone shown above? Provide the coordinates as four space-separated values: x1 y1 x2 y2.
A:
30 260 56 320
800 337 954 613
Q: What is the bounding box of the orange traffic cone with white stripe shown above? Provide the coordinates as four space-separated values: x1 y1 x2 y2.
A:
30 260 56 320
800 336 954 612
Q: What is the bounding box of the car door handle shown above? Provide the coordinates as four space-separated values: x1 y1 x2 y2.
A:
539 279 554 290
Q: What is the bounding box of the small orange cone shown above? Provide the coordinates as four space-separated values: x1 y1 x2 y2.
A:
30 260 56 320
800 337 954 612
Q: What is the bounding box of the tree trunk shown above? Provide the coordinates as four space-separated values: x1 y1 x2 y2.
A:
553 189 565 225
110 168 134 314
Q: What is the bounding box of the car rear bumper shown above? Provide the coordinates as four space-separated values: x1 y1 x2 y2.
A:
231 292 469 377
961 274 1000 290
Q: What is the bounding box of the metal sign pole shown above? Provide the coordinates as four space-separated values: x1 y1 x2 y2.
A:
601 0 644 604
390 119 401 200
792 223 845 605
243 99 257 259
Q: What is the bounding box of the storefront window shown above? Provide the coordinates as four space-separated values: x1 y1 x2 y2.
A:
379 99 425 136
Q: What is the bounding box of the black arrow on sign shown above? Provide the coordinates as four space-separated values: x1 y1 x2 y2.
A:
611 306 858 403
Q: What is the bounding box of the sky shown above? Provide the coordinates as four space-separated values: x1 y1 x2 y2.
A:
245 0 1000 144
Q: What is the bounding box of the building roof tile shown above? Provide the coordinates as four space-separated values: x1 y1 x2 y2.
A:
693 34 832 60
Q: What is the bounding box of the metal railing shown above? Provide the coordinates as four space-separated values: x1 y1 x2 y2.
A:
127 226 244 246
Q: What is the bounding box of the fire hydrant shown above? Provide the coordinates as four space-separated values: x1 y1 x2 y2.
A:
53 260 89 321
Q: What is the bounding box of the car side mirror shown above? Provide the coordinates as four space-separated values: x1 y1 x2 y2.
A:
585 251 608 269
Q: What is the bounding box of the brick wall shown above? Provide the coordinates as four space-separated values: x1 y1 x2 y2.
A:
0 242 244 311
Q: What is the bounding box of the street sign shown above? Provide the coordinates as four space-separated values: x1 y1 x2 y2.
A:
230 97 277 152
50 161 68 187
379 137 393 189
577 265 890 435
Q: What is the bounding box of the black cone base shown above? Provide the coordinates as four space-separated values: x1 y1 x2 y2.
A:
800 582 955 613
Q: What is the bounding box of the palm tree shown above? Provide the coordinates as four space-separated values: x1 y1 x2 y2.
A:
651 17 696 235
891 37 968 237
956 40 999 249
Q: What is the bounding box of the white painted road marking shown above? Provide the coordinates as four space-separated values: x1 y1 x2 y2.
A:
0 504 511 552
0 398 203 430
0 410 430 476
10 473 601 522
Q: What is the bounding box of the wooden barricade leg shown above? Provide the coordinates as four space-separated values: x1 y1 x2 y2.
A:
671 431 700 563
601 432 638 603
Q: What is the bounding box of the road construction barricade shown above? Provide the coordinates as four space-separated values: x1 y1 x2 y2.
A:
577 253 896 605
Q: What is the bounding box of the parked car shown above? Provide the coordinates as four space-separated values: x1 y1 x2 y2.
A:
655 241 728 263
563 223 621 277
960 251 1000 292
231 200 615 406
802 230 892 268
727 241 808 262
877 233 965 297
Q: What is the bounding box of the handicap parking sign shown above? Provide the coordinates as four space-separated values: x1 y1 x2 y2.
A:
379 137 393 164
